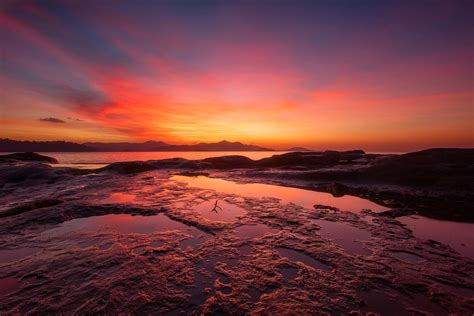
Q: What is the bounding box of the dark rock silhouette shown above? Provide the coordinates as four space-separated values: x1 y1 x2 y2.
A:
0 163 70 186
364 148 474 187
256 150 367 168
202 155 255 169
94 148 473 190
0 199 63 218
0 152 58 163
284 147 312 151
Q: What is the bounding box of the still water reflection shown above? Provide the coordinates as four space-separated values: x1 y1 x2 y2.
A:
173 176 474 260
42 213 207 243
172 175 389 213
399 215 473 259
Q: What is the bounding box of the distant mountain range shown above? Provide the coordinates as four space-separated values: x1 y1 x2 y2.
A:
84 140 273 152
284 147 312 152
0 139 280 152
0 139 92 152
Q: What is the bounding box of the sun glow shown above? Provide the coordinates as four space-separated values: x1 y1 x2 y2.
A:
0 1 472 150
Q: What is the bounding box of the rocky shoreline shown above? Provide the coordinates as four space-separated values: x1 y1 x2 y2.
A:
4 149 472 222
0 150 473 314
100 149 474 222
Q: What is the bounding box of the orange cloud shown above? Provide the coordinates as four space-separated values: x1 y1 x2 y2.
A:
0 1 472 151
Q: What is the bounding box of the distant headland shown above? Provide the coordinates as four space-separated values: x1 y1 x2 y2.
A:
0 139 312 152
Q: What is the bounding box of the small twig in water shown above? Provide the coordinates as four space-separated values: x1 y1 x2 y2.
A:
211 200 223 213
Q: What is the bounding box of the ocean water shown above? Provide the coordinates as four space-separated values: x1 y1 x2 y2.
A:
34 151 287 164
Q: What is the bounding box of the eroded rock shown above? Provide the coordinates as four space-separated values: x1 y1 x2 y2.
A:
0 164 472 314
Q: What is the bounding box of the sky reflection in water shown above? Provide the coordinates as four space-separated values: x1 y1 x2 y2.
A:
172 175 389 213
399 215 473 259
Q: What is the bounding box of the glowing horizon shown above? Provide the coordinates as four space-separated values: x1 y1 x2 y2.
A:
1 0 473 151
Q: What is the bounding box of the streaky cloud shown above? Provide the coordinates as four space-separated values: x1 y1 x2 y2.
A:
39 117 66 124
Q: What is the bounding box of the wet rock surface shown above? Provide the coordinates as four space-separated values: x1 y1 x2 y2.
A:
0 156 473 314
88 148 474 221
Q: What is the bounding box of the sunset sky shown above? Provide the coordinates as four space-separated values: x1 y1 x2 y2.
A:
0 0 472 151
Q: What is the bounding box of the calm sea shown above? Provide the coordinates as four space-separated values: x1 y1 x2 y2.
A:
34 151 287 164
